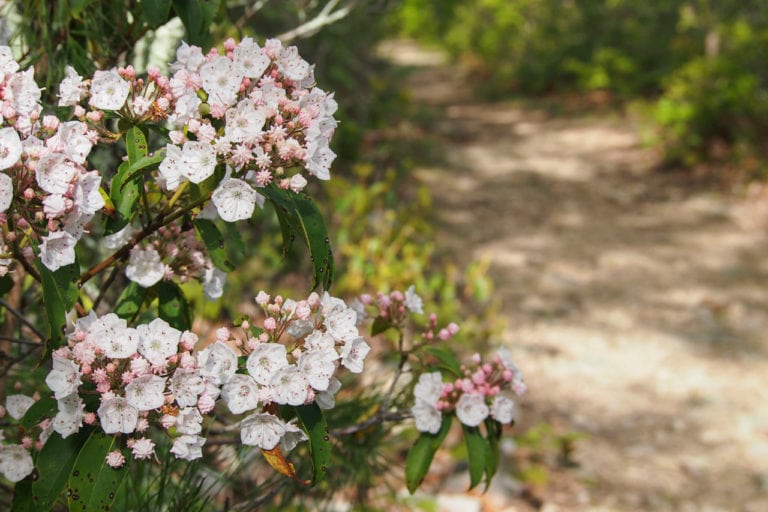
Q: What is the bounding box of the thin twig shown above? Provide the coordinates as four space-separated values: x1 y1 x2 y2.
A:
0 335 41 347
331 410 411 437
276 0 359 43
0 298 45 340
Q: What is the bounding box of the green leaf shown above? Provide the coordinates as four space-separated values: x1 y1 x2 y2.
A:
114 281 148 320
11 479 34 512
462 425 489 490
405 414 452 494
20 396 57 429
483 418 502 491
156 280 191 330
294 402 330 485
105 127 148 235
67 431 128 512
261 185 334 290
29 430 90 511
37 260 79 352
0 274 13 297
120 149 166 188
422 346 462 378
171 0 221 46
141 0 173 27
193 218 234 272
370 316 391 336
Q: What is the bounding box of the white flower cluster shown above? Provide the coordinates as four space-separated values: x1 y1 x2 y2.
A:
160 37 338 222
0 48 106 272
411 350 526 434
0 290 372 482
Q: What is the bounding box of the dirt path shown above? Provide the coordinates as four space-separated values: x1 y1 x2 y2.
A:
381 40 768 511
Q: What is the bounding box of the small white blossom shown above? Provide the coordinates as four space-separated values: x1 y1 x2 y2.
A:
490 395 516 424
39 231 77 271
221 374 260 414
240 412 286 450
233 38 270 78
137 318 181 366
5 394 34 420
298 350 337 391
175 407 204 435
0 445 34 482
125 247 165 288
246 343 288 385
58 65 87 106
413 372 443 407
170 434 206 461
98 397 139 434
340 337 370 374
324 307 358 343
455 393 489 427
203 267 227 300
130 438 155 460
180 141 216 184
52 393 84 438
125 374 167 411
0 127 22 170
411 400 442 434
198 341 238 385
45 356 82 399
269 365 309 406
0 173 12 213
404 285 424 314
89 69 130 111
211 178 261 222
279 420 308 453
170 368 205 408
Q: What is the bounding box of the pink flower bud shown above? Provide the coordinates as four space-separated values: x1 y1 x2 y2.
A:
263 317 277 331
160 414 176 429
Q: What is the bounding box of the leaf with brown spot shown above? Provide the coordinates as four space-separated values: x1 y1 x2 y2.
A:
261 446 310 485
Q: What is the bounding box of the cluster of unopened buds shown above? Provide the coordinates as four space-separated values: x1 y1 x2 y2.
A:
0 290 369 481
411 350 527 434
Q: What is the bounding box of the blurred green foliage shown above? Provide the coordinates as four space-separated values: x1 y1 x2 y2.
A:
393 0 768 171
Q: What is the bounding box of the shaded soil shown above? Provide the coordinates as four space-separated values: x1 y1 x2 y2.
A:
380 40 768 512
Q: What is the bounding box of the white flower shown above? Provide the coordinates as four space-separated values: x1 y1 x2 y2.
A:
172 41 205 73
246 343 288 385
269 365 309 406
137 318 181 366
47 121 93 164
101 326 140 359
58 65 87 106
52 393 84 438
490 395 516 424
158 143 184 190
280 420 308 453
175 407 204 435
304 331 334 353
233 37 270 78
198 341 238 385
288 174 307 193
72 171 105 214
221 374 261 414
39 231 77 271
130 438 155 460
0 173 13 213
277 46 310 81
103 224 133 250
170 368 205 408
315 377 341 410
413 372 443 407
125 246 165 288
201 56 243 107
98 397 139 434
340 337 370 374
6 68 41 115
43 194 68 218
0 46 20 80
0 445 34 482
455 393 489 427
411 400 442 434
89 69 130 111
298 350 337 391
125 374 167 411
0 127 22 170
240 412 286 450
324 307 358 343
170 434 206 461
5 394 34 420
35 153 76 194
286 318 314 338
203 267 227 300
304 137 335 180
45 356 82 399
180 141 216 183
225 99 266 143
404 285 424 314
211 178 261 222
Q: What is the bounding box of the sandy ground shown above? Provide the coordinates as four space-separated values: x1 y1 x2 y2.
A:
379 40 768 512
